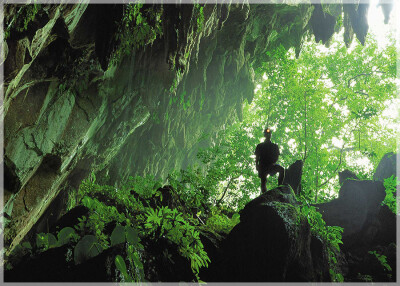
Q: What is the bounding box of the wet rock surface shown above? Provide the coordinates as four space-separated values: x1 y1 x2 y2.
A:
202 186 332 282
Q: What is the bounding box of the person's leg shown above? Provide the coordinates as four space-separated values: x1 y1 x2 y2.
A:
259 172 267 193
271 165 285 185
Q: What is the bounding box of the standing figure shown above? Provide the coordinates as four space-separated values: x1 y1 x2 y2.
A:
255 128 285 193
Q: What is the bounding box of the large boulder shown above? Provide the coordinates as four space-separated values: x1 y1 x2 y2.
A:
315 173 396 282
315 180 385 246
283 160 303 195
338 169 358 185
373 152 397 182
202 186 332 282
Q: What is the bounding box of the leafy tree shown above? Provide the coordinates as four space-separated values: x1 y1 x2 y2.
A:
241 32 397 203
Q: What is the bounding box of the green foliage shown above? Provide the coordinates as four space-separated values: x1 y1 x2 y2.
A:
194 4 205 31
112 224 144 282
74 235 102 265
36 233 58 251
300 203 344 282
357 273 373 282
115 255 131 281
167 168 209 211
382 175 398 214
80 195 126 246
128 174 162 198
113 3 163 61
8 226 78 267
73 172 211 281
245 33 397 202
111 225 126 246
57 227 79 246
143 206 210 277
205 209 240 235
194 125 260 209
4 4 40 40
368 251 392 272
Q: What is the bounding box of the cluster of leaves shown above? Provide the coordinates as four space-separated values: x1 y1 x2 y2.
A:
8 226 79 266
112 224 144 282
74 167 246 281
73 173 215 281
4 4 40 40
382 175 398 214
368 250 392 273
194 4 205 32
113 3 163 61
167 168 211 213
299 203 344 282
194 125 260 210
204 209 240 235
143 206 210 278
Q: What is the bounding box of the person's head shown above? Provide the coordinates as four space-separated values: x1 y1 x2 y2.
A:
264 128 272 140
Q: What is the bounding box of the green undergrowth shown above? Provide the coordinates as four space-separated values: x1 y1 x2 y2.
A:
6 171 346 282
7 168 347 282
75 173 219 281
112 3 163 62
299 200 344 282
7 172 239 282
382 175 398 214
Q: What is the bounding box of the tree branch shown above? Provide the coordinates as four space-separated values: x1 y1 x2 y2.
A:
317 143 345 188
216 177 234 207
347 71 386 88
303 91 308 161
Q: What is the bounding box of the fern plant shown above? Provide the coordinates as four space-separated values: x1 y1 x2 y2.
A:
143 206 210 279
382 175 398 214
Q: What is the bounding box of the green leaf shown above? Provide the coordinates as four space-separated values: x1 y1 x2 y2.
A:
115 255 132 282
47 233 58 248
57 227 77 246
125 225 139 245
74 235 102 265
36 233 57 250
22 241 32 249
111 225 126 246
131 252 143 269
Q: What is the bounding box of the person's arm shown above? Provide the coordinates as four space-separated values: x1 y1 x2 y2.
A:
255 146 260 171
271 143 280 164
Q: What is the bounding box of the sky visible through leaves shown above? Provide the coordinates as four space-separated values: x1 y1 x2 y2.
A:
241 2 399 201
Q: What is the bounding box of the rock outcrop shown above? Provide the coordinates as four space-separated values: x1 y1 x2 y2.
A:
201 186 333 282
315 153 397 282
373 152 397 182
201 153 397 282
283 159 303 194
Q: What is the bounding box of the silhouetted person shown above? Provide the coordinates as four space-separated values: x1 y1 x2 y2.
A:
255 128 285 193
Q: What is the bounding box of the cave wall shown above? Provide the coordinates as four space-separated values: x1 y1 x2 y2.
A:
2 2 374 255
